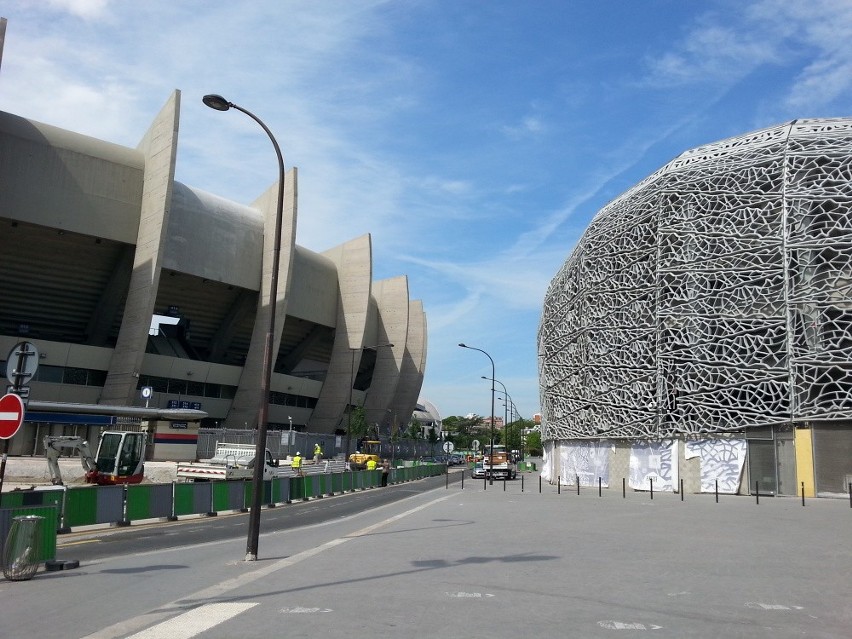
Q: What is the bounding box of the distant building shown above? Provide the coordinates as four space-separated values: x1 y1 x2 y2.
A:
539 118 852 498
411 398 443 439
0 80 426 455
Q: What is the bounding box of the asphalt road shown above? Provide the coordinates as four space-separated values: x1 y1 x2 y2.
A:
55 470 463 563
3 467 850 639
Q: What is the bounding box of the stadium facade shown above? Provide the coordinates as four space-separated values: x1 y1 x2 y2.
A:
0 88 426 459
539 118 852 498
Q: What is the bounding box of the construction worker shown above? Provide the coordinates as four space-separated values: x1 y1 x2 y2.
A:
313 442 322 464
366 458 378 471
291 451 303 476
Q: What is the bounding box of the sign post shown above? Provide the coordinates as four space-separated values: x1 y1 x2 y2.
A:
0 392 26 501
0 393 24 439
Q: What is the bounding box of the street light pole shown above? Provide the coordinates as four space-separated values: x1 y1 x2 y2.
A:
484 376 512 448
459 343 495 484
203 94 285 562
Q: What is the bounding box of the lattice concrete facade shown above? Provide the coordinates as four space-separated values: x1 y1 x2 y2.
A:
539 118 852 496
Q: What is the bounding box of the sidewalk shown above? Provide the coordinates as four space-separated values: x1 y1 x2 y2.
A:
2 468 851 638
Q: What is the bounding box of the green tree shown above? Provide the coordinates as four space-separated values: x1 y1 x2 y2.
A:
427 426 439 456
525 430 543 456
443 415 484 449
505 418 534 452
406 420 422 439
348 405 369 443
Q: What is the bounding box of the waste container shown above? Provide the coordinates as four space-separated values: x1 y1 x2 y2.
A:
2 515 43 581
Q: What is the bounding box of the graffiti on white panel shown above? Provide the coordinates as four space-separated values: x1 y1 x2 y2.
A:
558 441 612 486
630 440 678 491
541 440 555 483
685 439 746 493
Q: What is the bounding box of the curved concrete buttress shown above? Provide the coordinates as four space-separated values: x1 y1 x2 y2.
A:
223 167 299 429
387 300 427 431
100 90 181 405
309 234 373 433
363 276 409 433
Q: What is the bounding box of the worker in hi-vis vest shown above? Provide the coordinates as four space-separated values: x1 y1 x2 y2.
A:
291 452 303 476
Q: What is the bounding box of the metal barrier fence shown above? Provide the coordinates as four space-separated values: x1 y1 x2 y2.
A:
0 464 444 534
196 428 439 462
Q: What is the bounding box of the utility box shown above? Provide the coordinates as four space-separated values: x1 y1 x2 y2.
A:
142 419 200 461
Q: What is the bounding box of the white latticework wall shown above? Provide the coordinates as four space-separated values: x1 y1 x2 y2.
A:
539 118 852 441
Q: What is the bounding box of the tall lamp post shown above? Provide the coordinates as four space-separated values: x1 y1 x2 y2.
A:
203 94 285 562
345 343 394 460
459 343 495 484
483 375 512 449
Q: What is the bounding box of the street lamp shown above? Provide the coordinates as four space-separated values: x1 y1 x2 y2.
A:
203 93 286 562
459 343 495 484
345 343 394 461
483 375 512 448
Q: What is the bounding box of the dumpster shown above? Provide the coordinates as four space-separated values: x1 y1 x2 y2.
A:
2 515 43 581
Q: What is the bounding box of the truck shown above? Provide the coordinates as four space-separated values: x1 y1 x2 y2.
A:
482 444 517 480
176 443 278 481
349 440 382 470
44 431 147 486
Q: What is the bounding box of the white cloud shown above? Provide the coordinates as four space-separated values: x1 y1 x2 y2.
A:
45 0 111 20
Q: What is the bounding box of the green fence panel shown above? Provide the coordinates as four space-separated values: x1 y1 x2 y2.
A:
63 486 99 528
0 506 58 562
304 476 317 499
126 483 173 521
289 477 303 502
173 483 204 517
332 473 343 494
213 480 251 511
0 492 24 508
125 484 152 521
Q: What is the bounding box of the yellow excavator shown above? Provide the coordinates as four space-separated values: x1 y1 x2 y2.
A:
349 440 382 470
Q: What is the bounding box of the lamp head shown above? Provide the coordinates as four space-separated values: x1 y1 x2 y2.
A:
458 343 467 348
203 94 231 111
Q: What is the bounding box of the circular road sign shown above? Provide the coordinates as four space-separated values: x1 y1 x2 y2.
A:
442 441 455 454
5 341 39 386
0 393 25 440
141 386 153 399
471 439 481 450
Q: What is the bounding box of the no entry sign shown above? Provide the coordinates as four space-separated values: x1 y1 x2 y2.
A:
0 393 25 440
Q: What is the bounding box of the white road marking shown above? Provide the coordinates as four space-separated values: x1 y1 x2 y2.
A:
445 592 495 598
599 620 663 630
81 493 456 639
280 607 333 613
745 602 804 610
125 602 257 639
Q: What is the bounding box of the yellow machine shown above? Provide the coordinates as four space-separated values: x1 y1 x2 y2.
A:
349 440 382 469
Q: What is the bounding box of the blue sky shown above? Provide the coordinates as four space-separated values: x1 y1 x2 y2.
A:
3 1 852 421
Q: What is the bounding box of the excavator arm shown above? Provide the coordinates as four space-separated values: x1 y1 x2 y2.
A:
44 436 98 486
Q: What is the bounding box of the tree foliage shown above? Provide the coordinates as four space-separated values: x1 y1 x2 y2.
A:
525 430 542 456
442 414 486 449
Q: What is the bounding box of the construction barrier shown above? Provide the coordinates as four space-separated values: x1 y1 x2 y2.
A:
0 463 445 534
0 505 57 564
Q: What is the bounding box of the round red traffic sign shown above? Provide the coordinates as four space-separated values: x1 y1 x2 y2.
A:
0 393 25 439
